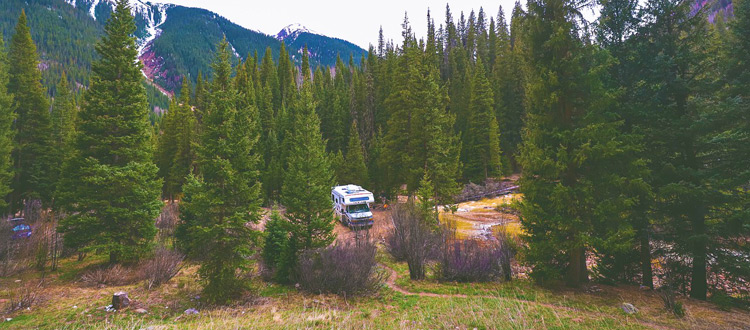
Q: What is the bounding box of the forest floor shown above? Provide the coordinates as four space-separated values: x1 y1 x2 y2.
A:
2 244 750 329
2 195 749 329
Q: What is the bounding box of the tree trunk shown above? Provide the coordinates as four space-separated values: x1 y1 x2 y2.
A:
567 246 588 286
640 231 653 288
689 208 708 300
110 250 120 265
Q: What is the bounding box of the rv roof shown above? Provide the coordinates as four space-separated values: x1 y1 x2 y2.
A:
333 184 367 195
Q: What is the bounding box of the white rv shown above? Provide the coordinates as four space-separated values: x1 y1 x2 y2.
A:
331 184 374 228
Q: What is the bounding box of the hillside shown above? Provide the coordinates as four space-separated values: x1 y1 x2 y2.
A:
0 0 366 93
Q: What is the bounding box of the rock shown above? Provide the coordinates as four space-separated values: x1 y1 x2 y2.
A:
584 285 602 293
184 308 199 315
112 292 130 310
134 308 148 314
621 303 638 314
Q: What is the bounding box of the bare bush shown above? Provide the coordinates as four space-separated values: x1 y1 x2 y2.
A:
1 216 57 276
438 238 514 282
387 201 440 280
140 247 184 289
297 241 384 296
4 280 45 313
156 201 180 242
657 285 685 317
80 264 134 287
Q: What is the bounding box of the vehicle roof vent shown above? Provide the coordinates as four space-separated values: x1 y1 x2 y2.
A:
345 184 363 193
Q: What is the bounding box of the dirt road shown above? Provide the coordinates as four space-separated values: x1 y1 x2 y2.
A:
334 209 392 244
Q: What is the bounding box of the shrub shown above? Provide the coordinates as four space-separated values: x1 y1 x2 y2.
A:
657 285 685 318
387 201 440 280
297 241 384 296
156 201 180 242
261 209 288 273
80 264 133 287
140 247 184 289
709 291 734 312
4 280 44 312
439 238 514 282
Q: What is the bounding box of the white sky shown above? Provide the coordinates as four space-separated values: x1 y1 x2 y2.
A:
153 0 525 49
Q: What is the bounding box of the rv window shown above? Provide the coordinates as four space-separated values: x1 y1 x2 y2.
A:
347 204 370 213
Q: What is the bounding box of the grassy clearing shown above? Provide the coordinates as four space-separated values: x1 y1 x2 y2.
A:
1 248 749 329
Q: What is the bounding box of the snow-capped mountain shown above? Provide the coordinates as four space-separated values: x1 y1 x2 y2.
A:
65 0 171 55
276 23 315 41
3 0 365 94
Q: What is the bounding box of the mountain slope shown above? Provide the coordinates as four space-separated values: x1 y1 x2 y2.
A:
1 0 366 94
278 24 366 67
142 5 283 90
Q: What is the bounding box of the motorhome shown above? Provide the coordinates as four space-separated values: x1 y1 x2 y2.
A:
331 184 374 228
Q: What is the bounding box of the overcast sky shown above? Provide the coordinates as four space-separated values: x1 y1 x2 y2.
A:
153 0 527 49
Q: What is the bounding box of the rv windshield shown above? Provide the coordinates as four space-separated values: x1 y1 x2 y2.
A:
347 204 370 213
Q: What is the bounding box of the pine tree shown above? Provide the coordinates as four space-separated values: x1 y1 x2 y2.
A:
519 0 647 287
194 71 207 122
338 121 369 186
463 58 502 182
51 73 76 154
493 8 525 171
262 208 288 270
595 0 654 288
168 79 197 198
278 42 295 108
8 10 55 209
156 97 179 198
57 0 162 264
278 82 335 281
260 47 280 111
262 127 284 202
301 45 311 81
177 38 263 304
419 66 461 215
725 0 750 186
0 34 14 213
50 72 77 200
381 15 422 193
632 0 716 299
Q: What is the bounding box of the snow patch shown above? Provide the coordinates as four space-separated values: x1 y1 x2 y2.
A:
229 42 240 58
276 23 316 41
89 0 100 19
61 0 170 55
136 1 169 55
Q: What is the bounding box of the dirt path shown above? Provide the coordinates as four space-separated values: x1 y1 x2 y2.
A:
378 264 676 330
334 209 392 243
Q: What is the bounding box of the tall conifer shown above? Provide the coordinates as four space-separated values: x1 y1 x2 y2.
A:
57 0 162 264
519 0 647 286
0 34 14 212
8 10 55 208
463 59 502 182
338 121 369 186
279 82 335 280
177 38 262 303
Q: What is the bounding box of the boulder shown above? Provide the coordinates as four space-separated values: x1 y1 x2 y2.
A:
134 308 148 314
621 303 638 314
112 292 130 310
